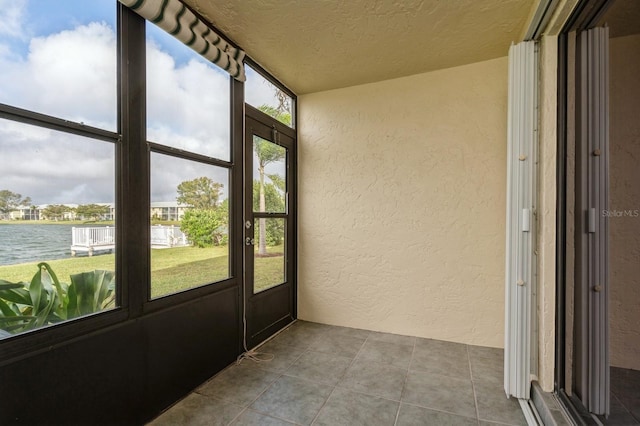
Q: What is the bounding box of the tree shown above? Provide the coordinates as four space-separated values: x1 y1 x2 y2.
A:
254 136 286 256
255 105 290 256
258 105 292 127
76 204 109 221
176 177 223 209
180 208 227 248
42 204 71 221
252 181 285 246
0 190 31 216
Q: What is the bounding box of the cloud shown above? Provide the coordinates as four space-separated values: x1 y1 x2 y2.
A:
0 21 117 130
0 0 26 38
1 14 292 207
146 41 230 160
0 119 115 205
1 18 241 205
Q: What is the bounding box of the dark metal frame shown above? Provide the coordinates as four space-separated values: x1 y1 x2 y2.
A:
555 0 614 422
0 0 298 366
243 104 297 349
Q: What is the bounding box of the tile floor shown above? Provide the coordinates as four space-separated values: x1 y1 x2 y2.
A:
597 367 640 425
149 321 527 425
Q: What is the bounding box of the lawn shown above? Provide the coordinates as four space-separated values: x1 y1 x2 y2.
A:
0 245 285 298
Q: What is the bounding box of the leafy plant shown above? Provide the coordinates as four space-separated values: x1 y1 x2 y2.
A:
180 207 227 248
0 263 115 336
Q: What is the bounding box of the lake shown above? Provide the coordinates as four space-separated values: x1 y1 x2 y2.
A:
0 224 76 266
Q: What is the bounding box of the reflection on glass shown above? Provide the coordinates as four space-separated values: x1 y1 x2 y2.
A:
0 0 117 130
245 65 293 128
254 218 285 293
150 152 229 299
253 136 286 213
0 118 116 338
146 22 230 161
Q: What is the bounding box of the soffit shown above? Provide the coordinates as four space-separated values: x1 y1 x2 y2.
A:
185 0 537 94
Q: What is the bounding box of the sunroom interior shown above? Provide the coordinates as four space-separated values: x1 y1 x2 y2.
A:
2 0 636 425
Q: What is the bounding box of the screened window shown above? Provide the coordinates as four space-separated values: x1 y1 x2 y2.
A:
0 0 117 130
150 153 230 299
146 22 231 161
146 23 231 300
245 65 294 128
0 1 118 340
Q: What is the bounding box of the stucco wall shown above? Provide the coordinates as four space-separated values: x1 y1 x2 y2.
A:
298 57 508 347
609 33 640 371
537 35 559 392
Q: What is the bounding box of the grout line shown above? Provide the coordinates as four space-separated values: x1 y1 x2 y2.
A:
400 401 480 421
308 385 337 425
309 326 370 425
225 406 248 426
467 345 481 425
394 336 416 426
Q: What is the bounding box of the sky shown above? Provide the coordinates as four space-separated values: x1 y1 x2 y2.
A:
0 0 286 206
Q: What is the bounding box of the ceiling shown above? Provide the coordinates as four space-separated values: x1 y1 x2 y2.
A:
185 0 538 95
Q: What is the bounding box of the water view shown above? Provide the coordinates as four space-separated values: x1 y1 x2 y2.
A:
0 224 76 266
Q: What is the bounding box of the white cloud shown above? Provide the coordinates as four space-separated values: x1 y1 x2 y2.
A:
0 21 117 129
146 44 230 159
0 0 26 38
1 19 237 205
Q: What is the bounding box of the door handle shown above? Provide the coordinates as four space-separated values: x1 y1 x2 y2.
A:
245 237 255 246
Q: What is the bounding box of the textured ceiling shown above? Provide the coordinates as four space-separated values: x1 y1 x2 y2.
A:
185 0 537 95
598 0 640 38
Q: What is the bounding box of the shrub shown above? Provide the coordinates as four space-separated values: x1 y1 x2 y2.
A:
180 208 227 248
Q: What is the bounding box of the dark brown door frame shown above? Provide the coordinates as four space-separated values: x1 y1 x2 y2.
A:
242 104 297 349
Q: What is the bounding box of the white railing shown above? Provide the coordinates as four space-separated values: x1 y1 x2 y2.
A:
72 226 116 247
150 225 188 248
71 225 188 256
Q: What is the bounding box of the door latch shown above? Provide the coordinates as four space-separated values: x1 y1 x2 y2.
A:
245 237 255 246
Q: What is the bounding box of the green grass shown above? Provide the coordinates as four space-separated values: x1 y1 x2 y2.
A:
0 245 286 298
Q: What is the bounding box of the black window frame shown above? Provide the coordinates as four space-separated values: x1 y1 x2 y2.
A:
0 0 296 365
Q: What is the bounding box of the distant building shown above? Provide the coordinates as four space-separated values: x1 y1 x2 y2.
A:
150 202 188 221
7 202 183 221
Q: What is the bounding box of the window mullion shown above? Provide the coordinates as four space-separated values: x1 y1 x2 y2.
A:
118 4 149 317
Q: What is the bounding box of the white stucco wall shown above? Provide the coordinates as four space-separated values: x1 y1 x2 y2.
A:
298 58 508 347
609 33 640 371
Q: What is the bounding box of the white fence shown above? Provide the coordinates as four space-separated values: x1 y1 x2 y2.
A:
71 225 188 256
71 226 116 256
150 225 188 248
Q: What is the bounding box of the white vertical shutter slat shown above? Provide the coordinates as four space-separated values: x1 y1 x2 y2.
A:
505 40 538 400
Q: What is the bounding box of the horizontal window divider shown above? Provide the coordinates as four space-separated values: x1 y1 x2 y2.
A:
0 308 129 367
0 103 120 143
142 277 239 314
252 212 288 219
245 104 296 138
148 141 233 168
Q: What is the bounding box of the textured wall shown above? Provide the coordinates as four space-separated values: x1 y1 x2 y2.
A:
609 34 640 371
537 35 559 392
298 58 508 347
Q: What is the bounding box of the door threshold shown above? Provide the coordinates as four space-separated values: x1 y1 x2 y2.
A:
520 397 545 425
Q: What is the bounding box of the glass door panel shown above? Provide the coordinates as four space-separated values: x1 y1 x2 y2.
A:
244 109 295 349
254 217 286 293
